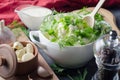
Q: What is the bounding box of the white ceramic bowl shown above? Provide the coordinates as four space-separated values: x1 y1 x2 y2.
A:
29 31 94 68
29 7 114 68
15 5 52 30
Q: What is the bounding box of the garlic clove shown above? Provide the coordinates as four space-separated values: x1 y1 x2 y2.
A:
26 43 34 53
13 42 24 50
37 66 53 78
15 47 26 60
21 53 34 62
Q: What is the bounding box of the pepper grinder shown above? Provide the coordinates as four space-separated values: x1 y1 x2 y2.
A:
92 30 120 80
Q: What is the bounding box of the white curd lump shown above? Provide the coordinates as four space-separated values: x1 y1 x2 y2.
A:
21 6 52 17
13 42 34 62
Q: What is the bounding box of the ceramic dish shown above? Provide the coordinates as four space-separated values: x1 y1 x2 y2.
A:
29 7 118 68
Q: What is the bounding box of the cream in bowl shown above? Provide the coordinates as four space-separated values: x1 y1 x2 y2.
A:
15 5 52 30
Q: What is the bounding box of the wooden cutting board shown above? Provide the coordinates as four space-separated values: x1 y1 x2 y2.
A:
0 28 59 80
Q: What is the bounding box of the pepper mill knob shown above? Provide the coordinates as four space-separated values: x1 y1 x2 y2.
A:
109 30 117 40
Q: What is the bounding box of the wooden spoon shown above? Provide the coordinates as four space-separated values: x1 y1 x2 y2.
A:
83 0 105 28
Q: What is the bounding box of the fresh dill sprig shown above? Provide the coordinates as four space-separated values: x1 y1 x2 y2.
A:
51 63 88 80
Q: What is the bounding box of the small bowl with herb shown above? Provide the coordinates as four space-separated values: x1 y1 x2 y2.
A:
29 8 111 68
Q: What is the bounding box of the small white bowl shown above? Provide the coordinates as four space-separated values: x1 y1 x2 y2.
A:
15 5 52 30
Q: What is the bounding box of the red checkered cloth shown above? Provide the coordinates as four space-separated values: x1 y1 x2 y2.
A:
0 0 120 25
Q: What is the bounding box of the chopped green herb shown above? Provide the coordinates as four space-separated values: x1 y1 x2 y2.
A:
40 8 111 48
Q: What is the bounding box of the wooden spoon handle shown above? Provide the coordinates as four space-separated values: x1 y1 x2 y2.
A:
91 0 105 17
